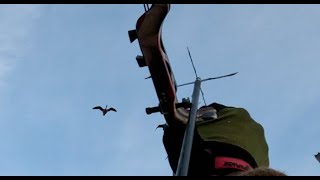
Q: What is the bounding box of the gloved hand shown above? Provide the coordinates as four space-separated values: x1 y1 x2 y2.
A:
197 102 233 121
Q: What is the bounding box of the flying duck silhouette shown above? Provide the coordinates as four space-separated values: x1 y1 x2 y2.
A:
154 123 168 131
93 105 117 116
315 152 320 163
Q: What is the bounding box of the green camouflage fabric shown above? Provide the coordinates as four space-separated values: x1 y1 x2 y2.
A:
196 107 269 167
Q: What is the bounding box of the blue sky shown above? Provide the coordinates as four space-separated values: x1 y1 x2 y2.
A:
0 4 320 176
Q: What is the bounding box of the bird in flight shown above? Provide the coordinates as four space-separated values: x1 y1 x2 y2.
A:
93 105 117 116
315 152 320 163
154 123 168 131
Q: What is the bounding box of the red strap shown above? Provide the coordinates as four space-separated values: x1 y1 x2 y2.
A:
215 156 252 171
